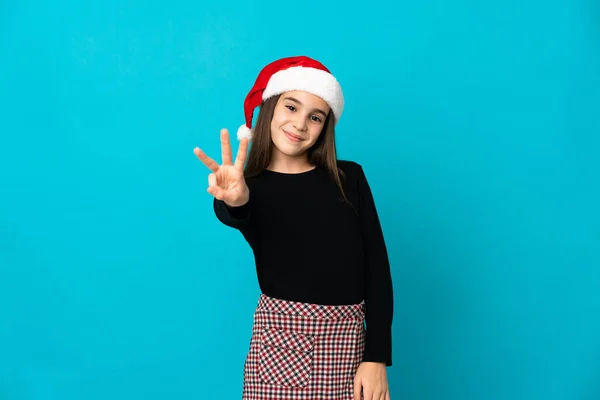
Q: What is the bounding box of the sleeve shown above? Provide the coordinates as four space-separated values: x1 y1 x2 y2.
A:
213 194 251 231
356 163 394 366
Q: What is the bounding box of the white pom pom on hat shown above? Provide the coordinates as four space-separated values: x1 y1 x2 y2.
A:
237 124 253 140
236 55 344 140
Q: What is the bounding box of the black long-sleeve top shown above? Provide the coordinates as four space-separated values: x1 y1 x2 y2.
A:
213 160 394 366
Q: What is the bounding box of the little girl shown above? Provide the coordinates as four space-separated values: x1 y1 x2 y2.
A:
194 55 393 400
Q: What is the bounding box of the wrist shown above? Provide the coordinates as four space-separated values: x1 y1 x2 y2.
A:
361 361 386 367
225 190 250 208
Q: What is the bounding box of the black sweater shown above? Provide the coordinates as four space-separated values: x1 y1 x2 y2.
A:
213 160 394 366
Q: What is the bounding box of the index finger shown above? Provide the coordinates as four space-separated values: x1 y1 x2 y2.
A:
193 147 219 172
234 137 249 171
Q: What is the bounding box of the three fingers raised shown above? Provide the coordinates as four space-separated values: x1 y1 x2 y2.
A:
194 129 249 173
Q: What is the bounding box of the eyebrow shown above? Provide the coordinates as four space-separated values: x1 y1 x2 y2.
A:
283 96 328 117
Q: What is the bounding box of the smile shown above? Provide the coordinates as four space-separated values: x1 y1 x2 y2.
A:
283 130 304 142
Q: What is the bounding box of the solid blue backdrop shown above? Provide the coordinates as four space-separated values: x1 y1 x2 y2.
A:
1 0 599 399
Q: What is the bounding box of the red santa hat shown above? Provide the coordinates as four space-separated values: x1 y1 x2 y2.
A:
236 55 344 140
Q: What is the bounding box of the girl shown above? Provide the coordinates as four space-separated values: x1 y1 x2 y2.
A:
194 56 393 400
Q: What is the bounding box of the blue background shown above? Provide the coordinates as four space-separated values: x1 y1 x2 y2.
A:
1 0 599 399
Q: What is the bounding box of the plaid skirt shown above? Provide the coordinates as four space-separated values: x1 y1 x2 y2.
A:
242 293 366 400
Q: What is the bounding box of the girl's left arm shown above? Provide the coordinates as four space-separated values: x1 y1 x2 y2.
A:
353 162 394 399
356 163 394 366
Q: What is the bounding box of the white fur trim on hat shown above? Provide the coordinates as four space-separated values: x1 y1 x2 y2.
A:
237 124 253 140
262 66 344 122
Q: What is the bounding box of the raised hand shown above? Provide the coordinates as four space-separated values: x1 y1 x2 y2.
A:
194 128 250 207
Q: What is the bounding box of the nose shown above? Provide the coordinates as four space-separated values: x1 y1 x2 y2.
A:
293 116 308 131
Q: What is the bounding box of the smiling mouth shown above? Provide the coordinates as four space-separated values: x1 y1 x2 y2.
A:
283 130 304 142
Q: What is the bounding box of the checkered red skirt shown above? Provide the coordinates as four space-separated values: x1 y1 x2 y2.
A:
242 294 366 400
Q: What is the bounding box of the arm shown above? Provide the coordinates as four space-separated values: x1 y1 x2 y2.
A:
356 163 394 367
213 195 251 231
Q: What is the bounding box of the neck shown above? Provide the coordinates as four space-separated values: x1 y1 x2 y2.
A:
267 151 314 174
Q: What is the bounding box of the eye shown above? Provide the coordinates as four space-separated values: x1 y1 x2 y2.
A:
285 105 296 112
311 115 323 123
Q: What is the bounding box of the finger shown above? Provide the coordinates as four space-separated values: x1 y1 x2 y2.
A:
193 147 219 173
364 387 373 400
386 390 390 400
207 185 225 200
234 137 249 171
353 379 361 400
221 128 233 166
208 173 217 188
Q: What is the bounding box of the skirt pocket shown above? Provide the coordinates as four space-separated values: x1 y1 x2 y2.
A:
258 326 314 387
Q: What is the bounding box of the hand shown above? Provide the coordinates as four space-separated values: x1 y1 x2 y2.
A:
193 128 250 207
354 362 390 400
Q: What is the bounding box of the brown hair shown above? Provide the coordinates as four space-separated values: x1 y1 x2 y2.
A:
243 94 353 207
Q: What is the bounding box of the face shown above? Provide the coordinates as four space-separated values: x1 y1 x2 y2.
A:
269 90 331 159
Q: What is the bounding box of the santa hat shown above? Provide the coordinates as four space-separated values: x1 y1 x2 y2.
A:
236 55 344 140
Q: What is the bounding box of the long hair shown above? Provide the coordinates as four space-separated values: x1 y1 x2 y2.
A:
243 94 352 207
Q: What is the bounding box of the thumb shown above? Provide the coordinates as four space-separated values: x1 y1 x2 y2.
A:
354 377 362 400
208 173 217 187
207 185 225 200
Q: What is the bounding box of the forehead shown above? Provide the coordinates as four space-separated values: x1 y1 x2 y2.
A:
281 90 330 110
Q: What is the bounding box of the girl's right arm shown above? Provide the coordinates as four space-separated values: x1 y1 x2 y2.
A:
194 128 251 230
212 196 251 230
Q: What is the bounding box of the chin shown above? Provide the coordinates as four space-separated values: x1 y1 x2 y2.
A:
275 144 307 157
